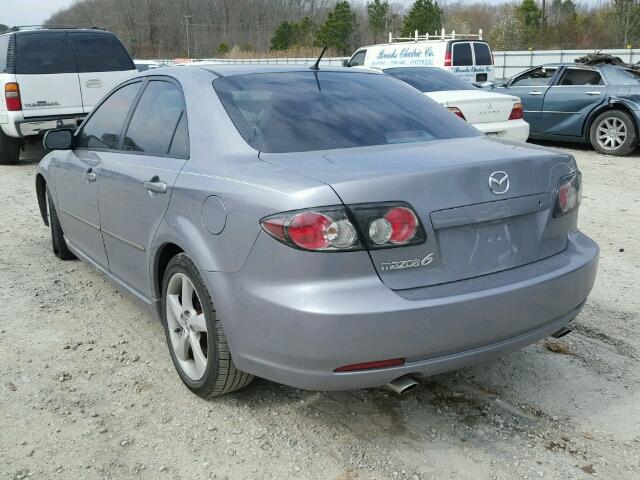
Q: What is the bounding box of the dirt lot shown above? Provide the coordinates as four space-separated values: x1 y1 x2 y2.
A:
1 142 639 480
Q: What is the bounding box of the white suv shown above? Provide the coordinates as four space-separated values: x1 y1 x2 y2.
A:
0 27 137 164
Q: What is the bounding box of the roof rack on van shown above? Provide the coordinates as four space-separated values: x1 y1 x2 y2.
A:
388 28 483 43
8 25 104 32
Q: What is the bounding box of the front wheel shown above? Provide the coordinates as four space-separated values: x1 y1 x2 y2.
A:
162 253 253 398
47 190 76 260
590 110 637 156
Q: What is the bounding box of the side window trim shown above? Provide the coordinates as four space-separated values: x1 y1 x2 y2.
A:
75 78 144 152
118 75 190 160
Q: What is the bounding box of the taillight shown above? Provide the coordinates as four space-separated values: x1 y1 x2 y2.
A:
5 83 22 111
260 202 426 252
509 102 523 120
554 172 582 217
447 106 466 120
444 51 452 67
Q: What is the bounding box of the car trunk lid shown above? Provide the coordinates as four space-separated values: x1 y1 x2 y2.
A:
426 90 518 124
261 137 577 290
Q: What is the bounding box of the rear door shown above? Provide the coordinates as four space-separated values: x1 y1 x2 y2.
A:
97 78 188 298
472 42 494 82
540 67 606 136
14 32 82 118
68 32 136 113
450 42 475 82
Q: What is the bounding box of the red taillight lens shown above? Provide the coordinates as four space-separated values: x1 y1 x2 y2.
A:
509 102 523 120
350 202 427 249
554 172 582 217
444 51 452 67
334 358 405 372
447 106 466 120
261 207 360 251
384 207 418 244
5 83 22 111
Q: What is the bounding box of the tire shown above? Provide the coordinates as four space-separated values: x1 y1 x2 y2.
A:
590 109 637 156
47 190 76 260
0 128 20 165
162 253 253 398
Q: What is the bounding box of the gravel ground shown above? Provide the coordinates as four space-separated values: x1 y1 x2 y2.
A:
1 142 639 480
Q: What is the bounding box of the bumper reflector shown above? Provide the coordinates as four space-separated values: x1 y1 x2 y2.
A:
334 358 405 372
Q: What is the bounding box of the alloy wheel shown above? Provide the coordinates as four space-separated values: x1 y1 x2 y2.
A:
165 273 208 381
596 117 628 151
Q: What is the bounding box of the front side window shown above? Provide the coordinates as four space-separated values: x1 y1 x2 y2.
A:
510 67 557 87
473 43 492 66
214 71 479 153
349 50 366 67
559 68 603 86
122 81 188 157
15 33 76 74
452 43 472 66
383 67 475 92
77 82 141 150
69 33 134 73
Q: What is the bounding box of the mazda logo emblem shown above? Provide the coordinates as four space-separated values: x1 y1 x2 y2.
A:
489 171 509 195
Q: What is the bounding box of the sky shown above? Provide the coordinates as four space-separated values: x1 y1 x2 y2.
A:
3 0 604 28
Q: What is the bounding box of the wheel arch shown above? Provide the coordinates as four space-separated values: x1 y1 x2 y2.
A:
153 242 185 299
584 100 639 142
35 173 49 226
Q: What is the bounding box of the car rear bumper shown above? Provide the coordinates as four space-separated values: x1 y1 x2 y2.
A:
474 119 530 143
0 112 86 138
204 231 598 391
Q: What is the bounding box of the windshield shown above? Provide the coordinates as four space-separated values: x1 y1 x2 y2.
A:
383 67 476 93
213 71 479 153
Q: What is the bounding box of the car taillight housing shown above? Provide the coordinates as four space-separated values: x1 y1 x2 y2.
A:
444 51 452 67
447 106 466 120
5 83 22 111
554 172 582 217
260 202 426 252
509 102 523 120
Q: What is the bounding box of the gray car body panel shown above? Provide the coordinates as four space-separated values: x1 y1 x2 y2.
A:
38 65 599 391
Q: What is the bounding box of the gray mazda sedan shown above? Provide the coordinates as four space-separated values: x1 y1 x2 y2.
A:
36 65 599 398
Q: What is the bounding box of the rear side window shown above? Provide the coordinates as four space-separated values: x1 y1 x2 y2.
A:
77 82 141 150
69 33 134 73
0 35 9 72
122 81 188 157
15 33 76 74
473 43 492 65
214 71 479 153
452 43 472 66
559 69 603 86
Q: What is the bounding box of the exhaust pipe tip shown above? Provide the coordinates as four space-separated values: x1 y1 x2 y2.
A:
551 326 572 339
386 375 419 395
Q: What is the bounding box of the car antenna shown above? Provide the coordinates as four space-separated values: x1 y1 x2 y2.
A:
310 46 327 71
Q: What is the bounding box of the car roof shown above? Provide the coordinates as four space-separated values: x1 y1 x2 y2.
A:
192 63 382 77
1 27 111 36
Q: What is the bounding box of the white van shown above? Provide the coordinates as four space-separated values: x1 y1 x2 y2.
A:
344 29 495 84
0 27 137 164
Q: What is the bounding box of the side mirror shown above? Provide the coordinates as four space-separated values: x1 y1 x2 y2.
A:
342 59 350 67
44 128 75 150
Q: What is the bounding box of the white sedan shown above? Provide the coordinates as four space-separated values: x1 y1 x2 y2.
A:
380 67 530 143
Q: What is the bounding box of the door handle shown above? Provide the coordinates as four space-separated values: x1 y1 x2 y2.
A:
585 91 602 96
86 168 97 183
529 91 543 96
144 177 167 194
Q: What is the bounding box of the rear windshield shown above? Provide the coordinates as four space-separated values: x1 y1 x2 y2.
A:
70 33 134 72
213 71 479 153
15 32 76 74
473 43 492 65
602 67 640 85
383 67 475 92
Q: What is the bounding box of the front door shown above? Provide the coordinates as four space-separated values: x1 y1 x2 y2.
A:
541 67 606 137
98 79 189 298
55 80 143 267
499 66 559 132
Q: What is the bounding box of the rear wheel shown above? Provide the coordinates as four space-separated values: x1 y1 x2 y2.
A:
162 253 253 398
47 190 76 260
590 110 637 156
0 129 20 165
